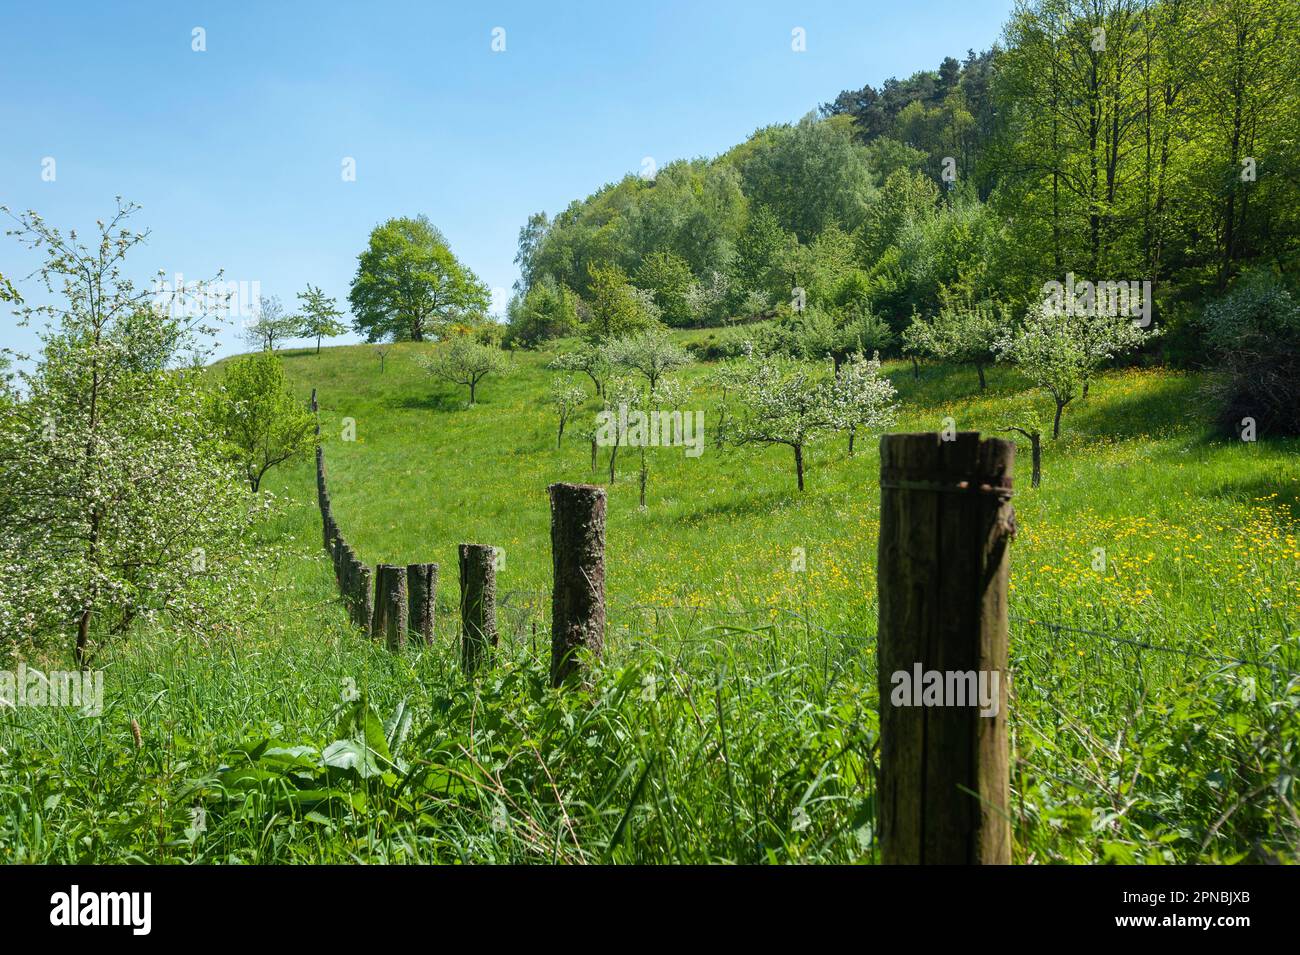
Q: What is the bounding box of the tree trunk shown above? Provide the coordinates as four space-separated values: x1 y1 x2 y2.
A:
590 436 598 471
75 609 92 668
469 381 476 404
1053 401 1064 439
608 444 619 484
1030 432 1041 489
794 444 805 492
548 483 606 687
912 356 920 381
458 543 498 675
976 363 986 391
848 427 856 456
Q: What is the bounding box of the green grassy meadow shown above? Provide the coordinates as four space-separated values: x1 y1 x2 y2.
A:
2 336 1297 863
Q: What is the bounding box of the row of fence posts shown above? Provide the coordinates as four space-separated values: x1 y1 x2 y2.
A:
311 390 1016 863
311 390 607 687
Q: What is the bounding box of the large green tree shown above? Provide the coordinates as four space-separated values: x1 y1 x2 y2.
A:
349 215 489 342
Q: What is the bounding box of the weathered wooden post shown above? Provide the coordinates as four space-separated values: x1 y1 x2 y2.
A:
332 532 347 586
344 547 363 620
322 506 335 553
339 547 354 614
876 432 1015 865
316 444 327 505
407 563 438 644
372 564 408 650
547 483 606 686
458 544 498 675
356 563 373 633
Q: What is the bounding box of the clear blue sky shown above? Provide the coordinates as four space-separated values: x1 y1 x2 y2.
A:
0 0 1013 360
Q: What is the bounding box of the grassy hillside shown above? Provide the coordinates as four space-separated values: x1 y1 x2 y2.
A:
272 340 1297 644
2 338 1296 864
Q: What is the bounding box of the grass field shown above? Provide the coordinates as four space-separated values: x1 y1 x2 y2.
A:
2 336 1297 863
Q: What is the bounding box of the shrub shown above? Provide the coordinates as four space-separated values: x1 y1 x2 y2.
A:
1198 270 1300 437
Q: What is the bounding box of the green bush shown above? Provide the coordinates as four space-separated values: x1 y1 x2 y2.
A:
1198 270 1300 437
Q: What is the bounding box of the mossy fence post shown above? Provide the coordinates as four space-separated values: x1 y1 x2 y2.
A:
876 432 1015 865
547 482 606 687
372 564 409 650
459 544 498 675
407 563 438 644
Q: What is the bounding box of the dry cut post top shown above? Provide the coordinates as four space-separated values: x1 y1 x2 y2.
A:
879 432 1015 500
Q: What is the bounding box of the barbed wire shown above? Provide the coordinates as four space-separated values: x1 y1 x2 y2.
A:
490 588 1300 679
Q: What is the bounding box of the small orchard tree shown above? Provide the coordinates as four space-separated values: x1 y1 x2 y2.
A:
717 353 837 492
549 341 610 398
573 417 601 472
632 378 690 508
210 351 317 492
418 336 512 404
297 284 347 354
900 310 928 380
995 305 1155 439
829 351 898 455
605 327 692 394
1077 309 1157 398
907 297 1005 390
241 294 299 352
373 343 391 373
547 376 588 449
0 201 267 665
996 392 1049 489
596 376 642 484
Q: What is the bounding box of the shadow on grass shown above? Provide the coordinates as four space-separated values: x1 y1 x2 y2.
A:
673 486 803 523
1206 474 1300 522
1069 373 1205 441
888 362 1026 405
393 391 468 412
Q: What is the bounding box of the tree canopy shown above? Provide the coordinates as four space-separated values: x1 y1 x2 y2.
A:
349 215 490 343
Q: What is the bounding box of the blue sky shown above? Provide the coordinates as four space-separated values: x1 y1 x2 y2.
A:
0 0 1013 359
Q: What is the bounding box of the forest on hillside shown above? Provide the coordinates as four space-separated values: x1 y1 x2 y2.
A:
505 0 1298 380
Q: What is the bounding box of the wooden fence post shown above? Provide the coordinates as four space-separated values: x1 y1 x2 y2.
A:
407 563 438 644
458 544 498 675
332 532 347 586
876 432 1015 865
339 546 353 614
547 483 606 686
372 564 408 650
356 563 373 634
